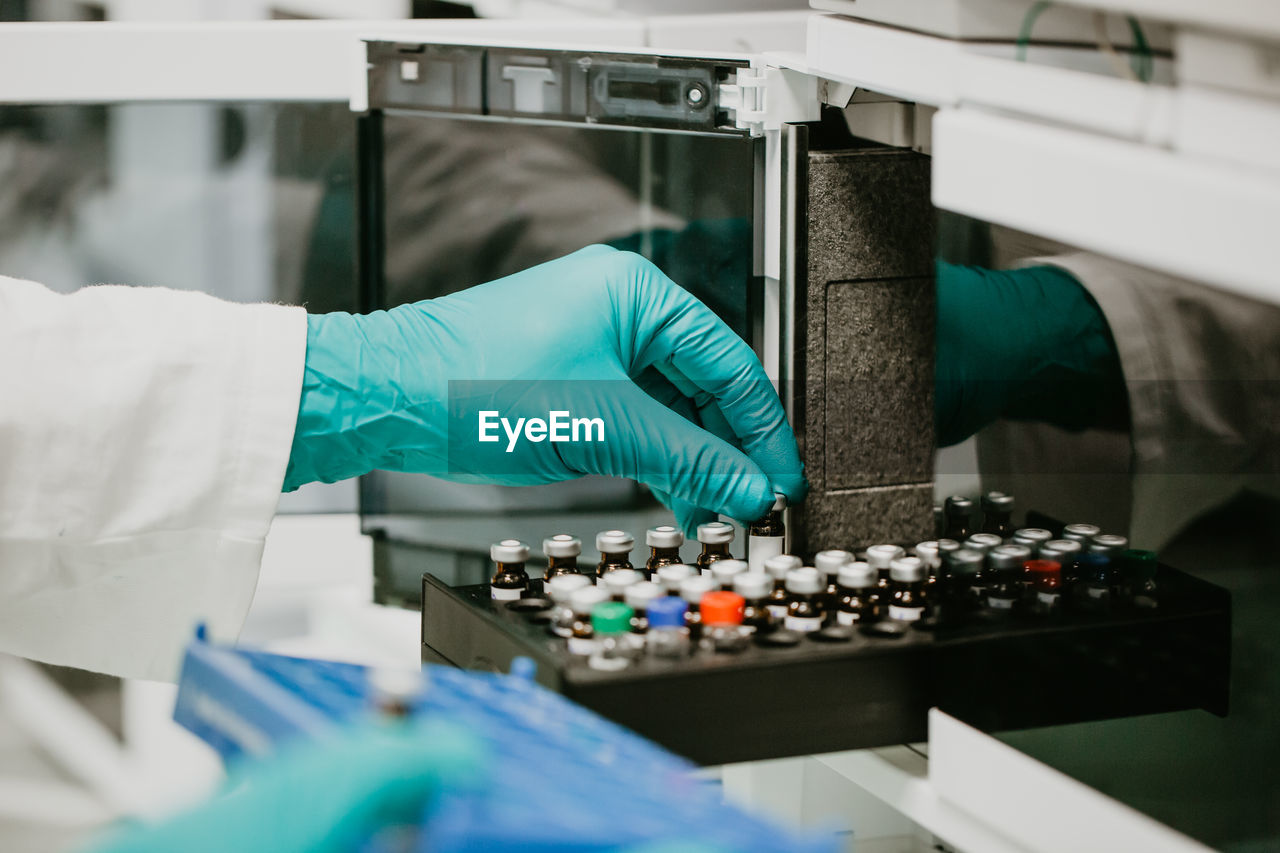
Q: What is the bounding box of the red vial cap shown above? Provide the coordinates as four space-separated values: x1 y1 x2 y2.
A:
700 591 745 625
1023 559 1062 590
1023 559 1062 577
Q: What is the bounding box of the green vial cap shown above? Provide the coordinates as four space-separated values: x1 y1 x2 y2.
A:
591 601 634 635
1119 548 1158 580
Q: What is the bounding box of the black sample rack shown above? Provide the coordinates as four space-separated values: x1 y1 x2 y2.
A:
421 564 1230 766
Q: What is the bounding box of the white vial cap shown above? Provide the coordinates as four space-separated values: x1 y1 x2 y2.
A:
785 567 823 595
733 572 772 599
625 581 663 609
1042 539 1083 556
711 559 749 585
814 549 853 574
890 556 926 583
865 544 905 570
696 521 735 545
646 525 684 548
838 561 876 589
914 541 941 569
763 554 803 579
1063 523 1102 542
491 539 530 563
1091 533 1128 551
602 568 642 596
679 575 715 603
768 493 786 511
657 563 696 592
964 533 1003 554
596 529 635 554
547 574 591 602
569 585 608 615
368 667 425 708
542 534 582 559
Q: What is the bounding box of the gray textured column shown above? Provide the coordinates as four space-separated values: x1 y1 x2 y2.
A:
790 147 936 554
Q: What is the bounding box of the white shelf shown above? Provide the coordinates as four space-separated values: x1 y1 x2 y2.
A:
804 14 1175 142
1050 0 1280 43
814 745 1030 853
813 712 1215 853
932 107 1280 306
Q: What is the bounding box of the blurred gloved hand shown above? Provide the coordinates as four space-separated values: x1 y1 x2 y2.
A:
86 718 486 853
284 246 806 532
935 260 1128 447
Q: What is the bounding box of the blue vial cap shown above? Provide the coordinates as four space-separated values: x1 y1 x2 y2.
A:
1077 552 1112 580
646 595 688 628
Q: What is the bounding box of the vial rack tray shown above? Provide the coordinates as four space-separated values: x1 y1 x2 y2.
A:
172 634 834 853
421 566 1230 766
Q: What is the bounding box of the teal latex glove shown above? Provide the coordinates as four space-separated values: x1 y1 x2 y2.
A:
85 718 486 853
935 260 1128 447
284 246 806 532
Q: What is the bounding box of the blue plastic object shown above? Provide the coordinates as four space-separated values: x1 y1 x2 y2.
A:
173 635 837 853
646 596 688 628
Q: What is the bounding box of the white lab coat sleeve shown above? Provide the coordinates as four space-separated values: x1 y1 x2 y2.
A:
1037 253 1280 544
0 275 306 681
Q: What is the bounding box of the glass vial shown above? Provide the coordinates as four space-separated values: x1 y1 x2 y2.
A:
914 540 941 585
945 547 985 610
1062 523 1102 546
1077 552 1115 607
964 533 1003 556
547 574 592 638
763 554 803 620
815 549 854 610
980 491 1015 537
1011 527 1053 557
624 581 663 634
601 568 642 602
679 575 715 642
589 602 637 671
695 521 736 576
700 591 749 653
1090 534 1129 557
1023 559 1063 614
711 558 750 592
733 572 775 634
656 563 696 596
1120 549 1159 609
866 544 905 592
490 539 531 601
646 595 690 659
984 543 1031 613
543 534 582 583
836 561 878 626
595 530 635 581
784 567 825 633
887 556 928 621
1040 539 1084 587
645 525 685 579
567 586 608 656
747 494 787 573
943 495 975 541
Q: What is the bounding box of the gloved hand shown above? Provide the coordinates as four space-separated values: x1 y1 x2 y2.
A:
85 718 486 853
935 260 1129 447
284 246 806 532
